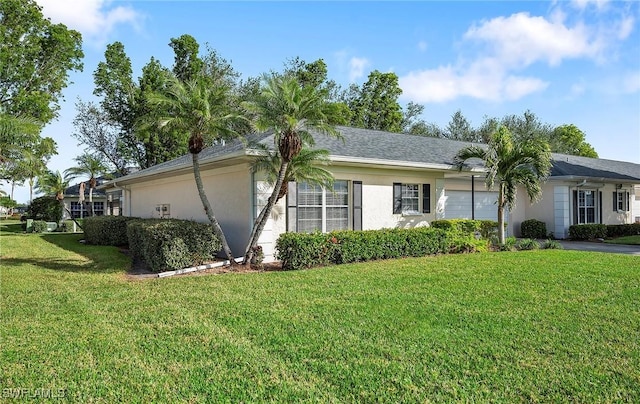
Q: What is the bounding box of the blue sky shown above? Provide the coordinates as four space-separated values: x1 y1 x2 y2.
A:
8 0 640 203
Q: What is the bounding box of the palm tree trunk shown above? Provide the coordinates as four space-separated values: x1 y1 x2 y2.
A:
191 152 236 264
243 161 289 264
10 181 16 215
498 186 506 245
89 187 94 216
29 178 34 205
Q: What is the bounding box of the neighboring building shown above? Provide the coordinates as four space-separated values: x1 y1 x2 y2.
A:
100 126 640 260
63 176 122 219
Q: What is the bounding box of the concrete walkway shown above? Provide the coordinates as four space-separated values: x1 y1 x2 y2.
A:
558 240 640 256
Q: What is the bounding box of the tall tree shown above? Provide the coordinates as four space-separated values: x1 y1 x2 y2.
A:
19 137 56 204
550 124 598 158
72 100 131 176
445 110 477 142
242 74 340 264
0 110 40 164
454 127 551 244
0 0 83 123
169 34 204 82
347 70 403 132
148 73 246 262
64 153 110 216
34 169 80 226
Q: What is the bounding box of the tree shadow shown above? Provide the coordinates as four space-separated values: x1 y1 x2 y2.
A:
2 233 131 274
0 221 24 234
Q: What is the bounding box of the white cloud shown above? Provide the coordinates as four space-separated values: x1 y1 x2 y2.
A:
417 41 428 52
464 12 603 67
622 71 640 94
348 57 370 82
398 59 548 103
571 0 611 11
35 0 142 46
617 16 634 40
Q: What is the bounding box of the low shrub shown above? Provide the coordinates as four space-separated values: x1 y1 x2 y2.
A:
126 219 221 273
84 216 139 246
277 227 455 271
520 219 547 239
542 239 563 250
569 224 607 240
31 220 48 233
499 237 518 252
516 238 540 251
431 219 499 238
606 223 640 238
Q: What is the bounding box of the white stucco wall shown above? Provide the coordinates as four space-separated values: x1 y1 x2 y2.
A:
126 164 253 257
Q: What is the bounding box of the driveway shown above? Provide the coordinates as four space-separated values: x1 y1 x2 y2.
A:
558 241 640 256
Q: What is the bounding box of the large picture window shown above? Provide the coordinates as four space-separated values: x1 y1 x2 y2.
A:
291 181 350 233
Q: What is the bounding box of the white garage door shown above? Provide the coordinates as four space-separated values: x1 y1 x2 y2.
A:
444 190 498 221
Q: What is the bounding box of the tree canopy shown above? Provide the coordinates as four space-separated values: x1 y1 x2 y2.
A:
0 0 83 124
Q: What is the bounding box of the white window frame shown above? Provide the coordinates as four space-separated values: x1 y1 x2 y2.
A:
297 180 350 233
577 189 597 224
615 190 629 212
401 184 420 215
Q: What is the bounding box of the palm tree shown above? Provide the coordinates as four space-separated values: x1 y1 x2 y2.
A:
34 170 70 222
64 153 110 216
0 110 40 164
148 73 246 263
453 126 552 244
250 145 334 202
242 75 340 264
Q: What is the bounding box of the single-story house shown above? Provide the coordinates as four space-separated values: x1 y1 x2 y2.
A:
62 177 122 219
101 126 640 260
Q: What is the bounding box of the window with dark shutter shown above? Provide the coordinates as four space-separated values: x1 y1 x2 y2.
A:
286 181 297 232
422 184 431 213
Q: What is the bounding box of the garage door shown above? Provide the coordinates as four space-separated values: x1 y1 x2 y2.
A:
444 190 498 221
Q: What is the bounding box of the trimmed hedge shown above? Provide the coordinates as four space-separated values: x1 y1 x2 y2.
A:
569 224 607 240
520 219 547 239
430 219 499 238
275 227 488 271
126 219 221 273
32 220 48 233
83 216 139 246
606 223 640 238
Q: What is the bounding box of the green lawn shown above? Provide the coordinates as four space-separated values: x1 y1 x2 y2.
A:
1 221 639 402
606 235 640 245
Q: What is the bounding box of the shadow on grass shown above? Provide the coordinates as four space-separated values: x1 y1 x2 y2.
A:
0 221 24 234
2 233 131 274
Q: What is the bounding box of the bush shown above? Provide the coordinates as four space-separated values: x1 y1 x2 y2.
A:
277 227 456 271
569 224 607 240
520 219 547 239
431 219 499 238
499 237 518 252
84 216 139 246
542 239 563 250
516 238 540 251
31 220 48 233
606 223 640 238
26 196 62 222
126 219 221 273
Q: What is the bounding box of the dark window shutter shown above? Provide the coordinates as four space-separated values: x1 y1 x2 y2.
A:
599 192 602 223
353 181 362 231
393 183 402 214
286 181 297 232
422 184 431 213
573 190 578 224
613 191 617 212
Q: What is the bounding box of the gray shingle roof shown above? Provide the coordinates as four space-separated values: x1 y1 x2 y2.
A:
102 126 640 185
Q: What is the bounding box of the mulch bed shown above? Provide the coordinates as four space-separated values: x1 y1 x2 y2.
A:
120 247 283 280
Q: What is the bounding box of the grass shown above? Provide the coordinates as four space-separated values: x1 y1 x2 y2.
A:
605 235 640 245
1 220 639 402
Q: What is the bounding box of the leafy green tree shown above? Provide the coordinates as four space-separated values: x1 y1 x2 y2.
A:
251 146 334 202
19 137 56 204
149 73 246 262
169 34 205 82
64 153 110 216
550 124 598 158
347 70 403 132
26 195 62 222
72 100 131 176
454 127 552 244
0 195 17 216
242 74 340 264
0 0 83 123
0 111 40 164
34 170 69 223
445 110 477 141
